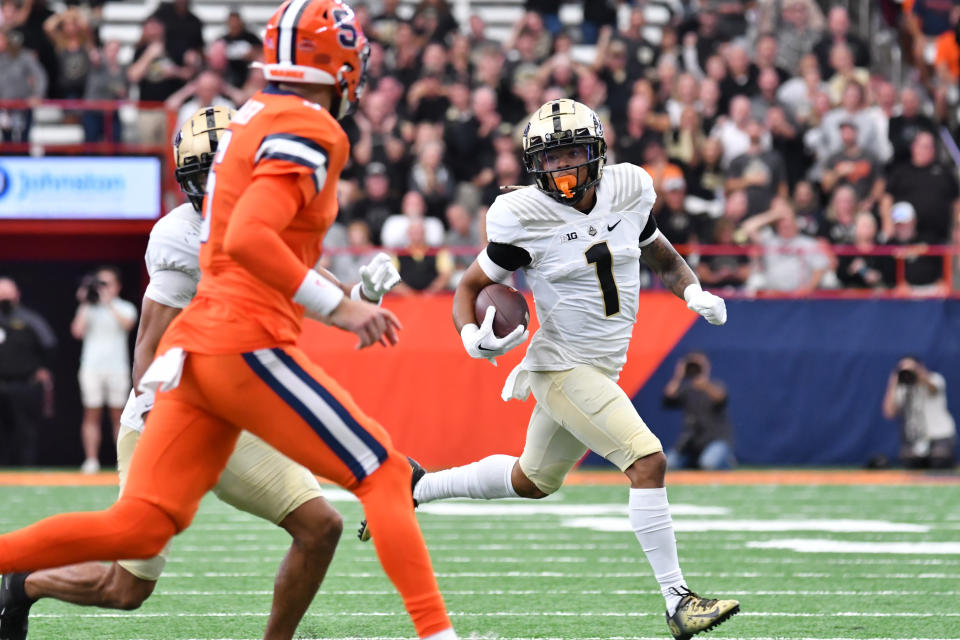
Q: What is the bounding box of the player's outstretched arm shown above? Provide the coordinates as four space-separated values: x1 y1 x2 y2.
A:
642 235 727 326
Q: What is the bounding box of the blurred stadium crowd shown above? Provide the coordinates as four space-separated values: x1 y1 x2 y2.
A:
2 0 960 296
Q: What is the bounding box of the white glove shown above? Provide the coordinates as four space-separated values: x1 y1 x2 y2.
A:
684 284 727 326
355 252 401 302
461 306 529 366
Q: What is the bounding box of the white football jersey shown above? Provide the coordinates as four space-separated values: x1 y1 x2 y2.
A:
480 163 659 381
120 203 202 432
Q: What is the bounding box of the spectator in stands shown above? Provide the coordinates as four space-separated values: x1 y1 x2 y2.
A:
390 219 454 295
753 33 791 85
666 106 706 170
381 190 445 249
886 201 945 292
766 105 807 189
483 150 524 205
408 139 455 220
888 87 937 167
42 6 92 100
882 131 959 244
525 0 561 36
127 17 193 144
720 44 757 105
835 211 894 289
777 0 823 75
792 179 825 237
684 136 726 216
777 54 826 125
0 28 47 143
820 120 885 210
0 277 56 467
904 0 957 82
697 218 751 290
725 120 788 217
663 351 737 471
740 200 830 294
821 185 861 245
9 0 57 99
151 0 203 68
70 266 137 474
811 82 883 178
581 0 617 45
444 203 480 287
883 355 956 469
352 89 406 187
165 69 239 134
370 0 403 47
412 0 458 45
813 6 870 78
642 139 684 208
220 8 260 89
322 220 381 285
750 67 788 124
615 95 663 167
825 43 870 105
712 95 754 168
698 77 723 134
655 171 702 246
82 39 126 143
594 30 633 130
350 162 398 246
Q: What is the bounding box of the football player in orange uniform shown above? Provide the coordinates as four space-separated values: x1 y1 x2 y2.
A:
0 2 457 639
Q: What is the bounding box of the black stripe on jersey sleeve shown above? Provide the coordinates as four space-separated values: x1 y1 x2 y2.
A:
638 213 658 246
486 241 532 271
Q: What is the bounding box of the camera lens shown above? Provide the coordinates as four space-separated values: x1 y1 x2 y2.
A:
898 369 917 385
684 361 702 377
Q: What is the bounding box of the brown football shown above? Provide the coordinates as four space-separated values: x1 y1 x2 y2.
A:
475 284 530 338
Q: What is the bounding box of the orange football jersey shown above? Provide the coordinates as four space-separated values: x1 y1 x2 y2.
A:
162 86 349 353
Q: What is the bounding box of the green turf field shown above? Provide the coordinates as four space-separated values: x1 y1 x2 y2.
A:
2 480 959 640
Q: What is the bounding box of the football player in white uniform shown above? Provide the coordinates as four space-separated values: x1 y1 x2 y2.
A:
361 99 738 640
0 107 402 640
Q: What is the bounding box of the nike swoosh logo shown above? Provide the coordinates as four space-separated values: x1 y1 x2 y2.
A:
477 346 495 351
607 219 622 232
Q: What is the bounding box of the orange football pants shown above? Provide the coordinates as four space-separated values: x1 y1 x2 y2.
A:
0 347 451 638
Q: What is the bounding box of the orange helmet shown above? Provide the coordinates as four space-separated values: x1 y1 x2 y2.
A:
258 0 369 119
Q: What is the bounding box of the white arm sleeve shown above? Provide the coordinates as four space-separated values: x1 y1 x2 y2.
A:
144 269 199 308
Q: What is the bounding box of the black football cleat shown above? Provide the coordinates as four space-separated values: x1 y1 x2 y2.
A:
665 586 739 640
0 572 35 640
357 456 426 541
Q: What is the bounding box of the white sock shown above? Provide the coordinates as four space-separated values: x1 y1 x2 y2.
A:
414 454 520 504
422 628 457 640
629 487 687 616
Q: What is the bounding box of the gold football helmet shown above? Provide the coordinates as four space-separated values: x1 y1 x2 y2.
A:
173 105 234 211
521 99 606 204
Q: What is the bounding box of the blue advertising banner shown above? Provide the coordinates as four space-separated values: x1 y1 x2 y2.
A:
0 156 161 219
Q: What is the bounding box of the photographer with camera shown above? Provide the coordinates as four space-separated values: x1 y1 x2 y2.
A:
662 352 737 470
882 356 956 469
70 266 137 473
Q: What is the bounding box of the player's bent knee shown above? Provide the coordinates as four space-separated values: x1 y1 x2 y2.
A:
513 467 553 499
625 451 667 487
100 565 156 610
281 498 343 554
108 499 177 558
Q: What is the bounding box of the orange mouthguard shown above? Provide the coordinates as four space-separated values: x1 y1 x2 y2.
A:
555 174 577 198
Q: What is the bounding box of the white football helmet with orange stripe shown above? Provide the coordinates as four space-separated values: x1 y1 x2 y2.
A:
257 0 370 119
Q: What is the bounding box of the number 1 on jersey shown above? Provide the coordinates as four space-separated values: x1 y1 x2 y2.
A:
585 241 620 316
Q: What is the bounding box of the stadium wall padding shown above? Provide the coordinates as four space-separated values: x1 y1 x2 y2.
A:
301 295 960 469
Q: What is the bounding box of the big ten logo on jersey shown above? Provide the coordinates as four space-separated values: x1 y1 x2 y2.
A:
561 230 578 243
233 99 264 126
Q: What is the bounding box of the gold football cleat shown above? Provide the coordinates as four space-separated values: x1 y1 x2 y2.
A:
665 586 740 640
